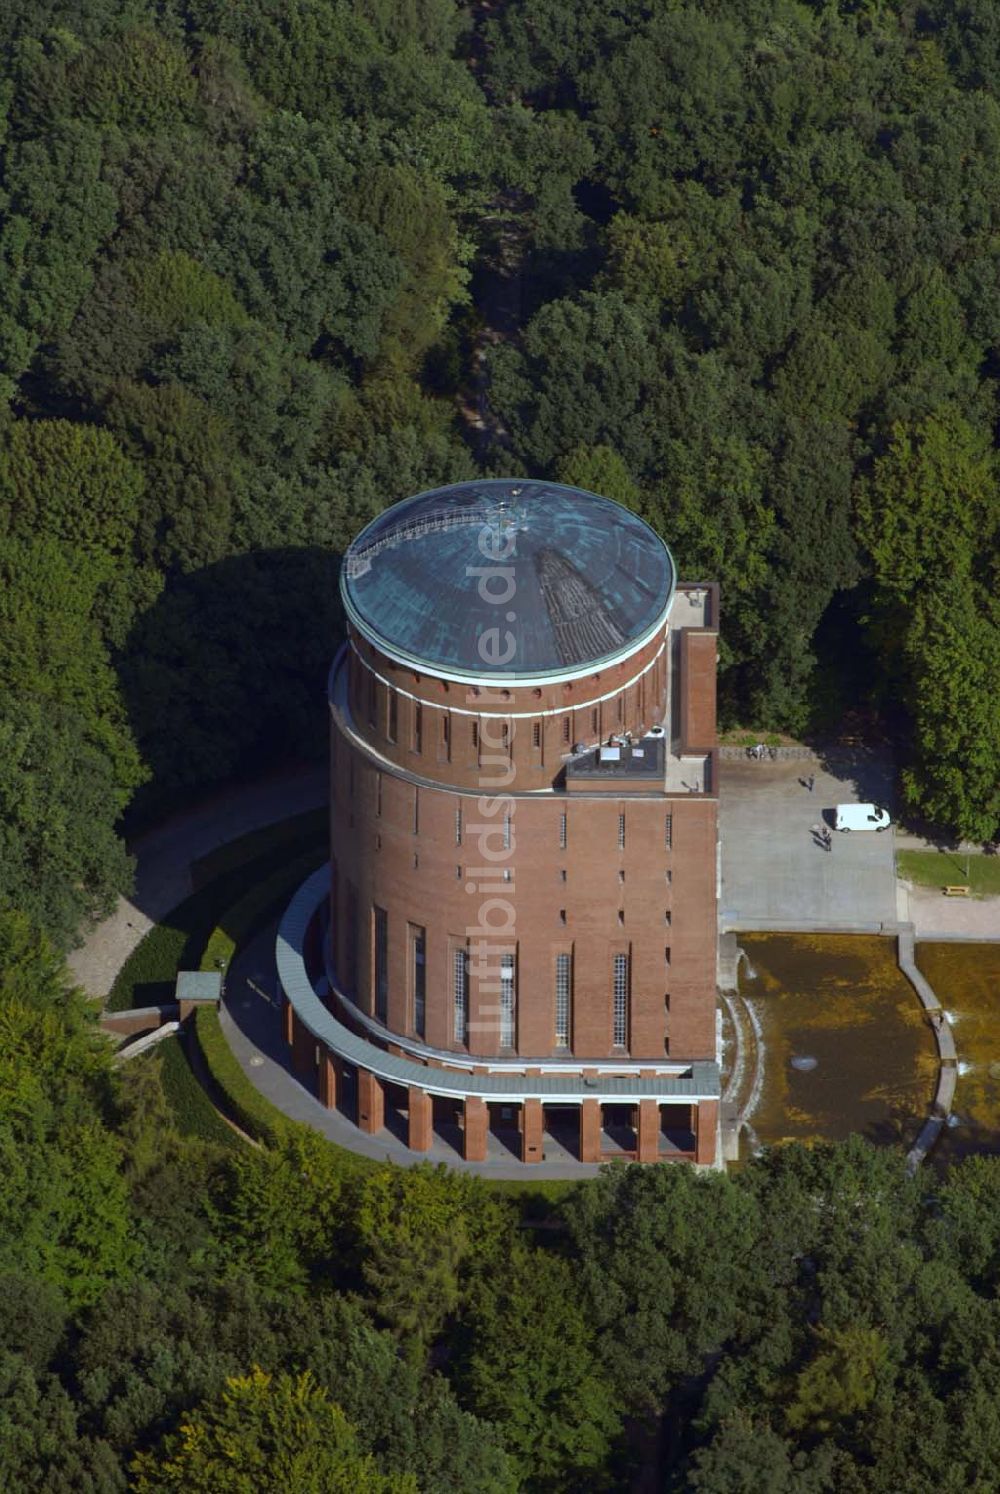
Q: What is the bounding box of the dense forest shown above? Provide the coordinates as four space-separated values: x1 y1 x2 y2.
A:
3 0 1000 941
4 1 1000 1487
8 911 1000 1491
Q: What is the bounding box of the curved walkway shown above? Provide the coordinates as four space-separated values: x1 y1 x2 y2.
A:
897 922 957 1171
220 919 603 1178
68 763 327 1000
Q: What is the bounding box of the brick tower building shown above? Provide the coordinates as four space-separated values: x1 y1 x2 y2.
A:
284 478 721 1165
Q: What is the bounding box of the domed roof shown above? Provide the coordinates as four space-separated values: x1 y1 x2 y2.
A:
340 479 675 681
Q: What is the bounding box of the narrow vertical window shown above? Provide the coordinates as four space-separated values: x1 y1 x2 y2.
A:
346 885 358 996
555 953 572 1049
503 812 512 850
591 706 599 734
453 946 468 1044
664 812 673 848
562 716 571 743
559 812 567 850
501 720 510 749
442 713 450 751
455 805 462 845
413 702 422 753
617 694 624 723
500 953 516 1048
472 720 479 747
413 788 419 835
532 721 541 748
387 693 398 743
613 952 629 1048
618 812 626 850
374 906 387 1022
412 925 426 1038
330 860 338 969
375 772 382 818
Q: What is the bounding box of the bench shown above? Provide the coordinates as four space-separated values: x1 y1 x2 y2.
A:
943 885 970 897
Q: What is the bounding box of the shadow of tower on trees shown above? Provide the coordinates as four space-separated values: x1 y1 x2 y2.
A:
118 546 343 832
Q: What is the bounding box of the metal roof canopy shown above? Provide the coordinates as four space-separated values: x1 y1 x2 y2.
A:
276 867 721 1106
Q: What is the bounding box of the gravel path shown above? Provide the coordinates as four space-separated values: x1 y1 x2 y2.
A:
902 883 1000 942
68 764 328 1001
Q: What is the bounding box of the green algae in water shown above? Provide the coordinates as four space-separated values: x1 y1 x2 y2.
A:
917 942 1000 1163
740 935 938 1150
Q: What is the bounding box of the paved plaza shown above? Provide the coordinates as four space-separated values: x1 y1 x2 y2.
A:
719 752 898 932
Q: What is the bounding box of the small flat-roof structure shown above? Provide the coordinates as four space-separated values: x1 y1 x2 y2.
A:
174 970 222 1005
565 735 666 782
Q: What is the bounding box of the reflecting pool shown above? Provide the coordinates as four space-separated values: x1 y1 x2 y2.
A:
917 941 1000 1163
739 934 938 1151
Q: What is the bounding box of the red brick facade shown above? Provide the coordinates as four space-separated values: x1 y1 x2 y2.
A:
328 592 718 1072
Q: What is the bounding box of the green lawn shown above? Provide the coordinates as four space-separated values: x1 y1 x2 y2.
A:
897 849 1000 895
105 815 326 1146
190 807 326 888
719 728 785 748
107 827 326 1012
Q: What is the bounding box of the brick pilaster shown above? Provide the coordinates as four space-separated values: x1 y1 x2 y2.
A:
317 1048 339 1108
580 1098 602 1162
695 1099 718 1165
407 1085 433 1151
357 1068 385 1133
521 1098 544 1163
637 1099 660 1163
463 1096 488 1161
291 1013 314 1077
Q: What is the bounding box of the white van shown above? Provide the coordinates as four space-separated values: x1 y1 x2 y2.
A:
834 803 891 832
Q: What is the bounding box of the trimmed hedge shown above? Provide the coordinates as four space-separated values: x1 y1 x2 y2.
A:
191 850 328 1146
106 918 192 1014
193 1007 373 1180
106 832 325 1013
149 1037 241 1150
193 1005 291 1146
191 807 326 889
200 849 324 976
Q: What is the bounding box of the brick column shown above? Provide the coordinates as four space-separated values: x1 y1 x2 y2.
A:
521 1098 544 1164
282 992 294 1046
291 1013 314 1077
695 1099 719 1166
317 1048 340 1109
407 1085 433 1152
357 1068 385 1133
463 1096 488 1162
637 1099 660 1163
580 1098 602 1163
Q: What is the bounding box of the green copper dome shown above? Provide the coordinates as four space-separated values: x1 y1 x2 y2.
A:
341 479 674 681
